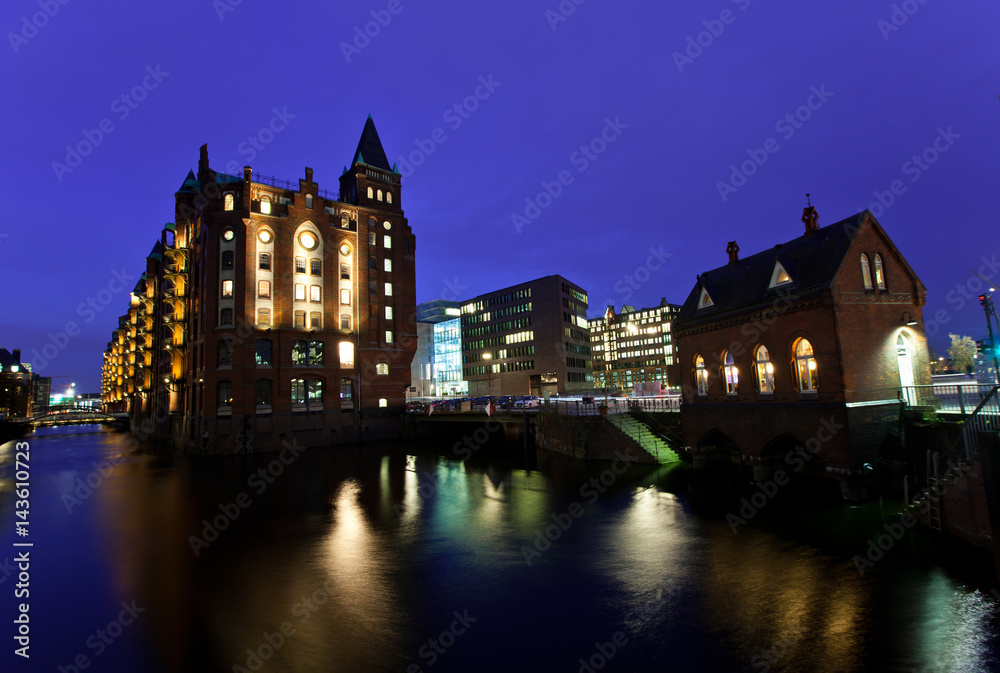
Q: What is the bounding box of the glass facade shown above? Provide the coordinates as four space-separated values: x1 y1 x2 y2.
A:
433 318 468 396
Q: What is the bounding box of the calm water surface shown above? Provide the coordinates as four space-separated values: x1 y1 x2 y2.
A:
1 425 999 672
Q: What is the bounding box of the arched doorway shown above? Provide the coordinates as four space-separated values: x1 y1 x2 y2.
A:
897 333 916 405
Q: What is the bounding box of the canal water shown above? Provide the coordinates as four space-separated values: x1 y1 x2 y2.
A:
2 425 1000 672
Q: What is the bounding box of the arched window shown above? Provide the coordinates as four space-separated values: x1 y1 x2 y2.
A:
874 254 886 290
367 187 374 199
260 195 271 215
860 254 872 290
377 189 383 201
695 355 708 396
376 363 388 375
795 338 818 392
305 194 313 209
379 398 388 408
755 345 774 394
386 191 393 204
722 350 738 395
224 193 234 211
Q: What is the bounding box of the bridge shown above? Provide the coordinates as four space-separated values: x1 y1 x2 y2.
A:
24 407 129 428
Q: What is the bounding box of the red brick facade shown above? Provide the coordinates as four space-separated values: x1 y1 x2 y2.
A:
674 210 931 483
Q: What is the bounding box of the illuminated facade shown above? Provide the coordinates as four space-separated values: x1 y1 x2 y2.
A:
102 117 417 453
461 275 592 396
589 299 682 394
674 207 931 490
409 300 467 397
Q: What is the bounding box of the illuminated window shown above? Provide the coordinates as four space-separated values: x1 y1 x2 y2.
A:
341 314 351 330
295 257 306 274
339 243 352 256
340 377 353 401
860 254 872 290
221 280 233 298
305 194 313 209
755 345 774 394
291 378 305 404
383 221 392 230
369 231 377 246
722 350 738 395
258 229 273 244
222 229 234 242
340 263 350 280
698 287 713 309
257 308 270 327
292 340 324 366
310 259 321 276
339 342 355 368
307 379 323 402
309 286 321 302
222 251 234 270
218 381 233 406
294 311 306 328
310 312 321 328
385 282 393 297
295 284 306 301
260 196 271 214
220 309 233 326
259 253 271 270
224 193 234 211
340 289 351 305
379 398 388 408
299 231 318 251
386 192 392 204
258 280 271 298
384 235 392 249
377 189 383 201
769 262 792 288
385 331 394 344
384 258 392 272
340 214 351 229
874 254 886 290
795 338 818 392
376 363 389 376
367 187 374 199
385 306 393 320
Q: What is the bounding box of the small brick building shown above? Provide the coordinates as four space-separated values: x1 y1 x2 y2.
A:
673 207 931 494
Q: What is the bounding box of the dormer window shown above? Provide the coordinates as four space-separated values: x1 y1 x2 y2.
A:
698 288 714 309
305 194 313 209
874 254 886 290
769 262 792 288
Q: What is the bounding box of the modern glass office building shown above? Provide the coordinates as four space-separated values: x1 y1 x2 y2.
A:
433 319 467 396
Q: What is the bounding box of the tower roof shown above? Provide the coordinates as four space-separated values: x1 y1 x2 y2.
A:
350 115 392 171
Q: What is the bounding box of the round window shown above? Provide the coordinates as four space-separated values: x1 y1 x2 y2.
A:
258 229 273 244
383 221 392 230
222 229 235 241
339 243 351 256
299 231 318 250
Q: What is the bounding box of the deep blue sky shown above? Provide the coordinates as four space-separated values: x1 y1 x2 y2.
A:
2 0 998 393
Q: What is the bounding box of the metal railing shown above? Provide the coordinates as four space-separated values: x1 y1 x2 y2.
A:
217 171 343 202
901 383 998 415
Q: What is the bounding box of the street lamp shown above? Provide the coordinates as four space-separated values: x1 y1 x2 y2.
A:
482 352 493 395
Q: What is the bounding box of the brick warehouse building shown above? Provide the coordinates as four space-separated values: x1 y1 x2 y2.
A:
673 207 931 497
102 117 417 453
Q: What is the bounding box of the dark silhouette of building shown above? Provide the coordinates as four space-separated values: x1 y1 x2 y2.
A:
0 349 33 419
103 117 417 453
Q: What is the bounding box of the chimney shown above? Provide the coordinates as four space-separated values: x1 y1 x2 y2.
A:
726 241 740 264
305 167 314 183
802 193 818 234
12 349 20 364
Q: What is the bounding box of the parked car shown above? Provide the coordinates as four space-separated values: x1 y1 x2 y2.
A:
513 395 540 409
405 401 426 413
470 396 497 411
496 395 517 410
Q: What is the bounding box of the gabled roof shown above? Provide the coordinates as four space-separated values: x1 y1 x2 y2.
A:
676 211 871 330
349 115 392 172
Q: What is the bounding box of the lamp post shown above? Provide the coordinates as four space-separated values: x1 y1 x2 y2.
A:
482 352 494 396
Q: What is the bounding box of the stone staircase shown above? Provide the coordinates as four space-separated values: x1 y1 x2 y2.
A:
606 414 681 464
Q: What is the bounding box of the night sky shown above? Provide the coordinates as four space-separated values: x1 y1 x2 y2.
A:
2 0 997 393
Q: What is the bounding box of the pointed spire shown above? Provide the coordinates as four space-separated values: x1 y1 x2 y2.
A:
349 116 392 171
